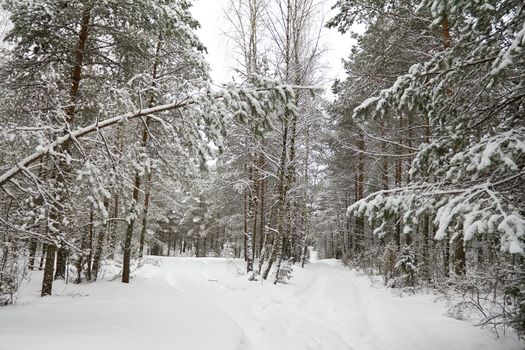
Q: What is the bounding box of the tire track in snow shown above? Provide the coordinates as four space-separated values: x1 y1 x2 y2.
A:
161 258 356 350
157 258 522 350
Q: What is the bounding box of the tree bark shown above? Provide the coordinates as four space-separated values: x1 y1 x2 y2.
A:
64 8 91 122
41 244 56 296
243 184 248 262
139 171 153 258
444 233 450 278
86 209 94 281
107 192 119 259
39 243 46 271
54 247 67 280
91 200 109 281
356 130 365 253
122 173 142 283
454 237 466 276
28 239 38 270
258 157 265 256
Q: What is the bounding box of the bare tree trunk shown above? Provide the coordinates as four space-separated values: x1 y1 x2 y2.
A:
123 174 142 283
28 239 38 270
272 235 286 285
444 233 450 278
245 153 260 273
195 237 201 258
91 228 105 281
257 204 274 274
54 247 67 280
356 130 365 253
166 231 171 256
91 200 109 281
39 243 46 271
85 210 95 281
380 122 389 190
139 171 153 258
250 160 259 265
454 237 466 276
422 215 430 281
257 225 269 274
41 244 56 296
300 126 311 268
243 186 248 262
108 192 119 259
258 157 265 256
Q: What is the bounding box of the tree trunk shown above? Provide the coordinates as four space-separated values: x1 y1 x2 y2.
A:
64 8 91 122
243 185 248 262
86 209 94 281
41 5 92 296
246 154 259 273
257 225 269 274
251 162 259 266
258 161 265 256
196 237 201 258
454 237 466 276
107 192 119 259
122 38 162 283
272 234 286 285
41 244 56 296
39 243 46 271
54 246 67 280
356 130 365 253
91 200 109 281
262 117 289 280
122 175 141 283
28 239 38 270
444 233 450 278
421 215 430 282
139 171 153 258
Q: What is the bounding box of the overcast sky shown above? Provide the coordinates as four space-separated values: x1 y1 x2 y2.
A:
190 0 358 94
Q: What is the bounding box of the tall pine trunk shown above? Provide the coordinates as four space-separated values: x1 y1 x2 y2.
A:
41 5 92 296
122 39 162 283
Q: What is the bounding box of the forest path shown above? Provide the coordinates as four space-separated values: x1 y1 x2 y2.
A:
0 257 521 350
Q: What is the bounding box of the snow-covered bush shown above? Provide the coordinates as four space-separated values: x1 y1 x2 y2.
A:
382 243 397 285
387 245 418 289
274 258 294 284
221 242 235 259
0 246 26 305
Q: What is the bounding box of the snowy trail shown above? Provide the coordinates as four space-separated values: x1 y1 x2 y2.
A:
0 257 522 350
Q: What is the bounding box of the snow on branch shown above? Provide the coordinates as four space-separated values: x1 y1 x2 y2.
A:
348 170 525 255
0 81 320 188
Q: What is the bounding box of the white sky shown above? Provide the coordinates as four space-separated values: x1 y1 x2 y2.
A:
190 0 358 95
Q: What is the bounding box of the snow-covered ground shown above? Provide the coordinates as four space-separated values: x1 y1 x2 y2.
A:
0 257 522 350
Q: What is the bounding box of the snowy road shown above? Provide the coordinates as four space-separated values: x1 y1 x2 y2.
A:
0 257 522 350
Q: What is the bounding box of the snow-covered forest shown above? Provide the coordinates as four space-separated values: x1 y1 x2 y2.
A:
0 0 523 349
